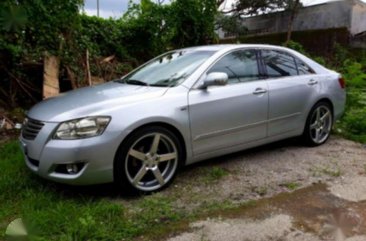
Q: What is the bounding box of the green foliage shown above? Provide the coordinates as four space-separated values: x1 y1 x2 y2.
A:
170 0 217 47
216 14 248 38
341 60 366 88
0 0 219 108
280 182 300 190
231 0 288 16
329 45 366 143
0 141 183 240
284 40 308 55
203 167 229 183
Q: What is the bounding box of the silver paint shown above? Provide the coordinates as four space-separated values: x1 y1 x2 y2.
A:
19 44 346 185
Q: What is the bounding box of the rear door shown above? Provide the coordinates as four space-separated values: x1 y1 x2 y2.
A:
260 49 319 136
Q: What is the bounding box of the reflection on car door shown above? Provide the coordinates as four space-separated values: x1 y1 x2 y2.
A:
188 49 269 156
261 49 319 136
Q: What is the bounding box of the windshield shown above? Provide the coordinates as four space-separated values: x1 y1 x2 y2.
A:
117 50 215 87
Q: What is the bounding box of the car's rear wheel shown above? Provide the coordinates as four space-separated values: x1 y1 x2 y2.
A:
114 126 182 193
303 102 333 146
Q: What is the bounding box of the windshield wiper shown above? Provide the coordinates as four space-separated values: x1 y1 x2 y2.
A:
124 79 150 86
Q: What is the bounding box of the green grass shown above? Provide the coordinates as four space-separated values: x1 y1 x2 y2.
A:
310 163 342 178
0 141 187 241
280 182 300 191
0 141 241 241
201 167 229 184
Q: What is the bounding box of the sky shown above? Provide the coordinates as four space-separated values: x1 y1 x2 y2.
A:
83 0 363 18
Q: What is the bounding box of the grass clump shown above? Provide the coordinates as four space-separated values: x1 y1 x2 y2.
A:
310 164 342 178
280 182 300 191
202 167 230 183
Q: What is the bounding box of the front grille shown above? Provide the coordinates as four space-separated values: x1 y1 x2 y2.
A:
22 118 44 140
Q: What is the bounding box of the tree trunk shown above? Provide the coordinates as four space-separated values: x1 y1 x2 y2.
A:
285 0 300 46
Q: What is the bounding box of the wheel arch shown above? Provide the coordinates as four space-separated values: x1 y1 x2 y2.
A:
313 98 334 115
113 122 188 173
303 97 334 133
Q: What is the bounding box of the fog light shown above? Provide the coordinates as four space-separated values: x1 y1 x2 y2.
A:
54 163 85 174
66 164 79 174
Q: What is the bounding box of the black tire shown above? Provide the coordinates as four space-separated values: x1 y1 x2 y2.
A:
114 126 183 194
302 101 333 147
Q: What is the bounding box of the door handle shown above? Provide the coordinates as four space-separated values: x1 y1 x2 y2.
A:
308 79 318 86
253 88 267 95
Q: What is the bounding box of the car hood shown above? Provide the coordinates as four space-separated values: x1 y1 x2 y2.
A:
28 82 168 122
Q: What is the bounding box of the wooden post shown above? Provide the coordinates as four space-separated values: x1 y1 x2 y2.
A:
43 53 60 99
86 49 92 86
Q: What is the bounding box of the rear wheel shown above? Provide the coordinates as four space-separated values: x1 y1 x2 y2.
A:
114 126 182 193
303 102 333 146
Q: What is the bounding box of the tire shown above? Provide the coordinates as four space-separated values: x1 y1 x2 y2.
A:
302 101 333 147
114 126 183 194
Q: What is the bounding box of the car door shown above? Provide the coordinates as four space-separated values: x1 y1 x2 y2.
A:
261 49 319 136
188 49 269 156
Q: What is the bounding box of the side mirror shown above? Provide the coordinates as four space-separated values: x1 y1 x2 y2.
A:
200 72 228 89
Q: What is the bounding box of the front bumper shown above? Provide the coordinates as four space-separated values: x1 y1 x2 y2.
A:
19 122 122 185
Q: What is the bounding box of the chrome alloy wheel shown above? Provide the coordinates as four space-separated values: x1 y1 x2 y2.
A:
125 133 178 192
309 105 332 144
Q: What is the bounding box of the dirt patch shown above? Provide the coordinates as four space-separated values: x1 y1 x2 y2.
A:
168 215 295 241
167 183 366 241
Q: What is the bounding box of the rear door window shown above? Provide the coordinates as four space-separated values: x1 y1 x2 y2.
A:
261 50 298 78
296 58 315 75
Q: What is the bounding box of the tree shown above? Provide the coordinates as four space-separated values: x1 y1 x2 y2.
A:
285 0 302 45
219 0 303 43
216 14 248 39
222 0 288 16
169 0 217 48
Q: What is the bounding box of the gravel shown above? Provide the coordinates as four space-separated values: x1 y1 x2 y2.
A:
161 136 366 241
163 136 366 207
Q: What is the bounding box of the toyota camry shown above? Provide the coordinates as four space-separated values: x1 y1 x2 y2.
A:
20 44 346 193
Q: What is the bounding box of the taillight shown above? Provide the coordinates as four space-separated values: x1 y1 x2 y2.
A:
338 77 346 89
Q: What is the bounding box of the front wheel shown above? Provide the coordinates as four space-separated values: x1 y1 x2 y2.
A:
114 126 182 193
302 102 333 146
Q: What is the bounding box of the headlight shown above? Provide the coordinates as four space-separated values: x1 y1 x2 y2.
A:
53 116 111 140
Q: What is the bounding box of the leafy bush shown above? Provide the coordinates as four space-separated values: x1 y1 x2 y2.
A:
0 0 218 108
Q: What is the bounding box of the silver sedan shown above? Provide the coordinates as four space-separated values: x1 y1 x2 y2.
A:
20 44 346 193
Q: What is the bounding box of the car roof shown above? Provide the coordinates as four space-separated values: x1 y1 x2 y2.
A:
181 44 289 52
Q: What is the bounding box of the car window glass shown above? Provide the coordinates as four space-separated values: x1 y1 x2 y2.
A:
262 50 298 78
120 50 215 87
208 50 260 84
296 58 315 75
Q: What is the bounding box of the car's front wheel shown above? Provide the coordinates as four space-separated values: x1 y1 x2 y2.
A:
303 102 333 146
114 126 182 193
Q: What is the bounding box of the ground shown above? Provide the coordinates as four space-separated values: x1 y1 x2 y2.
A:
1 136 366 240
160 136 366 241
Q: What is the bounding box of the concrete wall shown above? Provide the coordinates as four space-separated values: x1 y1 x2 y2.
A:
351 1 366 35
240 0 366 36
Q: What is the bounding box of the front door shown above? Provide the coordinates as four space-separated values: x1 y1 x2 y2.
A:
188 49 269 156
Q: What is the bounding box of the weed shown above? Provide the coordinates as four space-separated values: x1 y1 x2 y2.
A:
310 164 342 177
202 167 229 183
280 182 300 190
251 186 268 196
